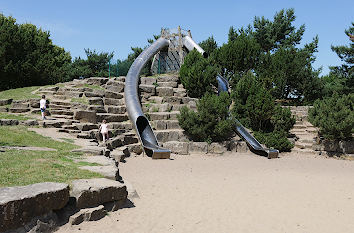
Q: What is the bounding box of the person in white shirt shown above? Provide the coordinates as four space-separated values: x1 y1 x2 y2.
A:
40 95 47 120
99 120 109 141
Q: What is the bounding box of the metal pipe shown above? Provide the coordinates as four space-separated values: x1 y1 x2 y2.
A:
182 36 208 58
125 37 171 159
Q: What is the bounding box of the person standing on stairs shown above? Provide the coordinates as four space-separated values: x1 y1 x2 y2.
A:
40 95 47 120
99 120 109 141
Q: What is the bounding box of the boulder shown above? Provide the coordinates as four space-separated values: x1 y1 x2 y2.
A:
163 141 189 155
0 182 69 232
340 140 354 154
70 178 127 209
0 107 8 112
73 110 97 124
0 99 13 106
105 80 125 93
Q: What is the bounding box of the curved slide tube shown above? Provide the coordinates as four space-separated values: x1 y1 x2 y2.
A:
216 76 279 159
125 37 171 159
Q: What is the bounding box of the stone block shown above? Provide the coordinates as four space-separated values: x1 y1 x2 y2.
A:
340 140 354 154
86 77 109 85
152 120 167 130
158 81 178 88
73 123 98 131
84 91 103 98
73 110 97 123
0 182 69 232
155 130 183 142
105 106 126 114
104 98 125 106
148 96 163 104
174 88 187 97
128 143 143 155
141 77 157 85
20 120 39 126
88 97 104 106
208 142 226 154
323 140 340 152
106 137 124 150
139 84 156 94
156 75 179 82
9 108 30 113
149 112 169 120
156 87 174 97
96 113 128 123
0 99 13 106
87 105 106 113
166 120 180 129
79 166 120 181
104 91 123 99
69 205 106 225
0 119 19 126
163 141 189 155
70 178 127 209
105 80 125 93
189 142 208 153
163 96 183 104
236 141 249 153
12 102 29 108
0 107 8 112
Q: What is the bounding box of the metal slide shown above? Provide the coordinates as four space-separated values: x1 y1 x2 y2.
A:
125 36 206 159
216 75 279 159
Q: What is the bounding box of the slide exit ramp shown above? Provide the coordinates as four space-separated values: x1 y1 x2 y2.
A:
216 75 279 159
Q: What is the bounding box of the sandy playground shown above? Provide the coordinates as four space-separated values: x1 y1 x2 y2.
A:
56 152 354 233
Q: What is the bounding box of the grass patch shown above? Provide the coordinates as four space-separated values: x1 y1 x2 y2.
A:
82 84 104 90
0 126 102 186
71 96 89 105
0 112 33 121
59 138 75 144
0 86 41 100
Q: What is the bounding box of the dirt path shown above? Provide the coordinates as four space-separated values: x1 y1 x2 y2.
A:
56 152 354 233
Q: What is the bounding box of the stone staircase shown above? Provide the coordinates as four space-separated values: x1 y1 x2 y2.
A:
289 106 319 155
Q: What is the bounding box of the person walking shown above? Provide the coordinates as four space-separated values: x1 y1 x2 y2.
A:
40 95 47 120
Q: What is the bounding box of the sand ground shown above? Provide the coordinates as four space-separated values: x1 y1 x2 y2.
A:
56 152 354 233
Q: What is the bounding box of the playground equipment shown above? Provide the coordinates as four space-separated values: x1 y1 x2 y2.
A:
125 27 206 159
216 75 279 159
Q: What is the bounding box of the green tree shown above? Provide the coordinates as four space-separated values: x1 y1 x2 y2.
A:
329 23 353 93
0 14 72 90
179 50 219 98
199 36 218 56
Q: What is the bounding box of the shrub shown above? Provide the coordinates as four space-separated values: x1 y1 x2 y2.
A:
309 93 354 140
254 131 294 152
231 71 295 152
179 50 219 98
177 92 234 142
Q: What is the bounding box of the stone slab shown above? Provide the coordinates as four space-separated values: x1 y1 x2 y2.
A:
0 182 69 232
70 178 127 209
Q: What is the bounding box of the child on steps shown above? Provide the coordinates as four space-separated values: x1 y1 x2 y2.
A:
99 120 109 141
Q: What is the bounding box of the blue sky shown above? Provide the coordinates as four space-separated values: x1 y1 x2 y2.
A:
1 0 353 75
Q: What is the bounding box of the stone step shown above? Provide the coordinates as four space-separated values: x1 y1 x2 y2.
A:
156 87 174 97
109 121 133 130
293 124 307 129
105 105 126 114
52 95 68 100
104 91 124 99
156 75 179 82
9 108 30 113
50 101 72 106
144 103 172 113
62 125 79 130
87 105 106 113
48 104 72 110
139 84 156 94
103 98 125 106
73 123 99 131
96 113 128 123
173 88 187 97
295 142 313 149
155 129 186 143
157 81 178 88
50 109 74 116
50 114 74 120
151 120 181 130
148 111 179 121
105 80 125 93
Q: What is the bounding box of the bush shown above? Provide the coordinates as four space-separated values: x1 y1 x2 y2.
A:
254 131 294 152
231 71 295 152
179 50 219 98
309 93 354 140
177 92 234 142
